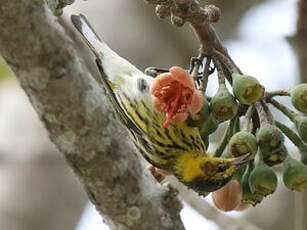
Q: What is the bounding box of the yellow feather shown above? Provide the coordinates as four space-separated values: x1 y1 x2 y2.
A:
175 153 205 182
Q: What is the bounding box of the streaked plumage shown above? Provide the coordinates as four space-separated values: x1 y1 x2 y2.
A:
71 14 248 193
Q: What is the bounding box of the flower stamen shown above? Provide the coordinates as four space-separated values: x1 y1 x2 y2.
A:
150 66 203 128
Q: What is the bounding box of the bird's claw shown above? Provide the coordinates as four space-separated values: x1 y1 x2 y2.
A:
147 164 169 183
189 57 203 74
145 67 169 78
209 66 216 75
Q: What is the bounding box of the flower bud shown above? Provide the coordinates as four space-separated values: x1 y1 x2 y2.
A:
275 120 307 165
283 155 307 191
263 144 287 166
188 97 210 123
291 84 307 114
171 14 184 27
299 145 307 165
207 5 221 23
210 85 238 122
199 115 219 136
155 4 171 19
256 123 284 153
241 163 263 206
233 165 246 182
187 98 218 136
242 187 263 206
249 161 278 196
229 131 258 160
294 116 307 143
212 180 242 212
232 73 264 105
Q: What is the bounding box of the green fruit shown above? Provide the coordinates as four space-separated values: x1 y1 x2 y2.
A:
263 144 287 166
241 163 263 206
299 144 307 165
187 98 219 137
232 73 264 105
256 123 284 153
199 115 219 136
188 98 210 124
294 116 307 143
233 165 246 182
187 98 219 135
229 131 258 159
210 85 238 122
291 84 307 114
269 99 307 142
275 120 307 165
249 160 277 196
283 154 307 191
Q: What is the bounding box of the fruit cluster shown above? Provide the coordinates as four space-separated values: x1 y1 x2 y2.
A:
188 55 307 211
143 0 307 211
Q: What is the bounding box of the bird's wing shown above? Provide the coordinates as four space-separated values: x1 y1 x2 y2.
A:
95 59 145 137
71 14 206 169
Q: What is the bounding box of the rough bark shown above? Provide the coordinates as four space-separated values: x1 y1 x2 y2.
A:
0 1 184 230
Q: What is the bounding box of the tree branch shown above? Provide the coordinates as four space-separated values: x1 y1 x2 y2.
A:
288 0 307 82
0 1 184 229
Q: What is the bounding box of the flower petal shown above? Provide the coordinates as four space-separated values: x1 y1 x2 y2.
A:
170 66 195 90
171 112 189 123
152 96 166 113
190 90 203 114
150 73 173 94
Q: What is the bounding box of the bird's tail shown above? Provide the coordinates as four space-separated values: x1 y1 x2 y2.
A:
71 14 112 61
71 14 144 83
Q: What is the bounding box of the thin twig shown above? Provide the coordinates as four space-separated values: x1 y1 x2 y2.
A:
255 100 273 125
213 125 230 157
213 49 242 74
275 120 302 148
268 98 297 121
200 57 212 92
265 89 291 98
191 51 206 81
213 58 226 85
242 105 255 132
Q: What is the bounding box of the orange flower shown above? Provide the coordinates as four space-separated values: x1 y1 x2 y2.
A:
150 66 203 128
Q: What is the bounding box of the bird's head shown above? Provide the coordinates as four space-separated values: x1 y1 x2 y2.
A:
176 153 250 195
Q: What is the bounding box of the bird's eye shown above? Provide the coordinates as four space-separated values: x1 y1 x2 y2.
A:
137 78 148 92
217 165 228 172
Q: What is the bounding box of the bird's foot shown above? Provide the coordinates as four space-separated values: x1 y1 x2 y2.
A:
145 67 169 78
147 164 169 183
189 57 203 74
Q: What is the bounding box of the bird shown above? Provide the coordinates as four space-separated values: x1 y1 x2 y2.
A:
71 14 249 195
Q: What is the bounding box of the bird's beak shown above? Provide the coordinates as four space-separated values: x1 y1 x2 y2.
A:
230 153 250 166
